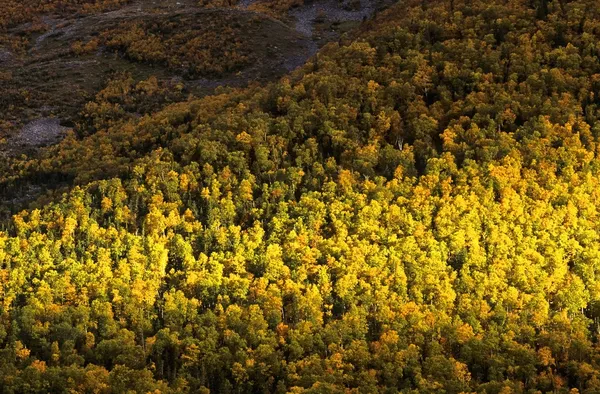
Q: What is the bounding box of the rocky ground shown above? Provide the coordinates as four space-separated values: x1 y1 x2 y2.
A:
14 118 67 147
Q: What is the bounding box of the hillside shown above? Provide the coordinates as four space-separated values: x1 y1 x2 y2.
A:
2 0 600 392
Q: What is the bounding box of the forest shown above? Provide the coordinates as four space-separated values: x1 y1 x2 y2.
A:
2 0 600 392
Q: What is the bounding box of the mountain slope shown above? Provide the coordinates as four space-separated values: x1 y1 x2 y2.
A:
2 0 600 392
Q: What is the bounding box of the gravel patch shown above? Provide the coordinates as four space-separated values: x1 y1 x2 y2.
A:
291 0 376 36
0 49 12 64
239 0 258 7
16 118 68 147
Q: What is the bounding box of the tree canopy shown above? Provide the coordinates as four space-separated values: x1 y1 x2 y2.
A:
2 0 600 392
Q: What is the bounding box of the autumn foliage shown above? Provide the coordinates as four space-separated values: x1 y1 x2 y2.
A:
2 0 600 392
99 14 253 77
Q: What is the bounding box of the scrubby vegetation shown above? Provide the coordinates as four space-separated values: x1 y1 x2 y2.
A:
1 0 312 150
98 14 253 77
3 0 600 392
0 0 131 30
247 0 304 18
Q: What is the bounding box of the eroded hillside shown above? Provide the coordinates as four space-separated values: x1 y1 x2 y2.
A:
0 0 388 152
0 0 390 214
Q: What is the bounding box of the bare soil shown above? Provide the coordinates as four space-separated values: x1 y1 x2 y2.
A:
15 118 67 147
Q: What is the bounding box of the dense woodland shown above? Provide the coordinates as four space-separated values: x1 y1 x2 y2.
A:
3 0 600 392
